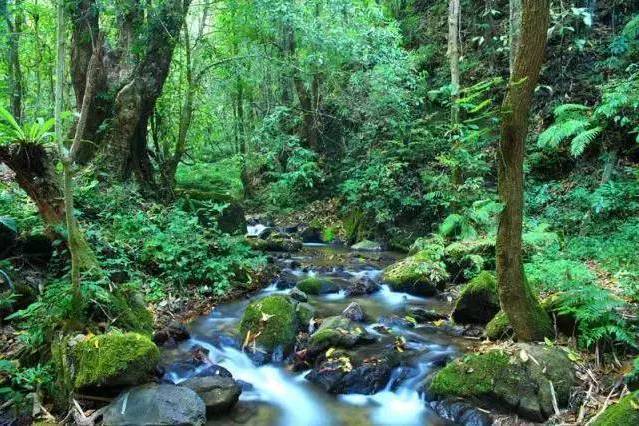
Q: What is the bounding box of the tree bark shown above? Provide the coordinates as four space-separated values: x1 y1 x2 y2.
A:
3 0 24 122
497 0 552 342
448 0 461 123
67 0 191 184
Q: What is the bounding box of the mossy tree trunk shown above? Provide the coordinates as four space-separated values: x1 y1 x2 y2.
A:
496 0 552 342
447 0 461 124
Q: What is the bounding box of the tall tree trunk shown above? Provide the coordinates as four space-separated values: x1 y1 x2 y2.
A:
448 0 461 123
3 0 24 122
496 0 552 342
68 0 191 184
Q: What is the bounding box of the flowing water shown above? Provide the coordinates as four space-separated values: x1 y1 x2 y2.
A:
162 244 469 426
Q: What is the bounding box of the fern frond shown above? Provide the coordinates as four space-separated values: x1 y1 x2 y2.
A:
570 126 602 156
538 118 589 149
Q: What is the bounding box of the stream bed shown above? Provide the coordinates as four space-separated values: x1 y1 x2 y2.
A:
160 244 473 426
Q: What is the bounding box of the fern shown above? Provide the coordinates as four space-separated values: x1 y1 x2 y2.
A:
570 126 602 156
538 118 589 149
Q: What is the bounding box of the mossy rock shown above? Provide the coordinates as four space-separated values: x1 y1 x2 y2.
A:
429 343 577 422
452 271 500 325
350 240 382 251
382 250 449 297
239 295 298 353
108 289 154 335
408 235 446 256
247 233 303 252
592 391 639 425
486 311 512 340
308 315 370 353
73 332 160 390
297 277 339 295
443 238 495 281
296 302 316 329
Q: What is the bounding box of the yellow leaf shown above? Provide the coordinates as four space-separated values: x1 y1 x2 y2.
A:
326 348 335 358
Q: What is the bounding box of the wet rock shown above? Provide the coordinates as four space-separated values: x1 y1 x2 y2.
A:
153 321 190 347
308 315 373 353
344 276 380 297
247 232 302 252
306 356 393 394
406 306 447 323
296 277 339 295
274 270 299 290
216 202 246 235
429 399 493 426
102 383 206 426
378 315 415 329
289 287 308 302
351 240 382 251
429 343 577 422
451 271 500 325
296 302 316 330
181 375 242 417
239 295 298 354
299 225 323 243
382 251 448 297
342 302 365 322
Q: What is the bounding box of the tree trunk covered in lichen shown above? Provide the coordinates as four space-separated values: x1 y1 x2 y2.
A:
496 0 552 342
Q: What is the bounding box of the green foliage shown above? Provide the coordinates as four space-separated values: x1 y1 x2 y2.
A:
0 360 53 405
0 107 55 145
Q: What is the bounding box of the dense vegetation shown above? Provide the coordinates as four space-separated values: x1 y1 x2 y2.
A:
0 0 637 424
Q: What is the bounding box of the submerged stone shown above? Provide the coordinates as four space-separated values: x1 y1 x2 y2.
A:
350 239 382 251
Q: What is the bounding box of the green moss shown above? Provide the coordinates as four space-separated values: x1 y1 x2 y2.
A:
73 332 160 389
308 315 365 351
429 350 510 397
486 311 512 340
460 271 497 298
239 295 298 351
296 302 315 328
592 392 639 425
382 250 449 295
297 277 336 295
109 289 154 335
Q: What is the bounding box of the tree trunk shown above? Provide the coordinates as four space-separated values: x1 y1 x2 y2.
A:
67 0 191 185
3 0 24 122
496 0 552 342
448 0 461 123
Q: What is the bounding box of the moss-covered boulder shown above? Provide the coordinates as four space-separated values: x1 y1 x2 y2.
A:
72 332 160 390
351 240 382 251
452 271 500 325
592 391 639 425
308 315 371 353
239 295 298 353
382 251 449 296
247 233 302 252
296 302 316 330
444 238 495 281
296 277 339 295
429 343 577 421
486 311 511 340
108 289 154 335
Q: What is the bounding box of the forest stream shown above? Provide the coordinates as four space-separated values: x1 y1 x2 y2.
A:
159 236 470 426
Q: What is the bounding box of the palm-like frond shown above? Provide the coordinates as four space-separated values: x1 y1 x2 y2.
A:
570 126 602 156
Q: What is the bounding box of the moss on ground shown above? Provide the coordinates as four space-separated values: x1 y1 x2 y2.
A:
429 350 510 397
592 392 639 425
73 331 159 389
239 295 298 351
